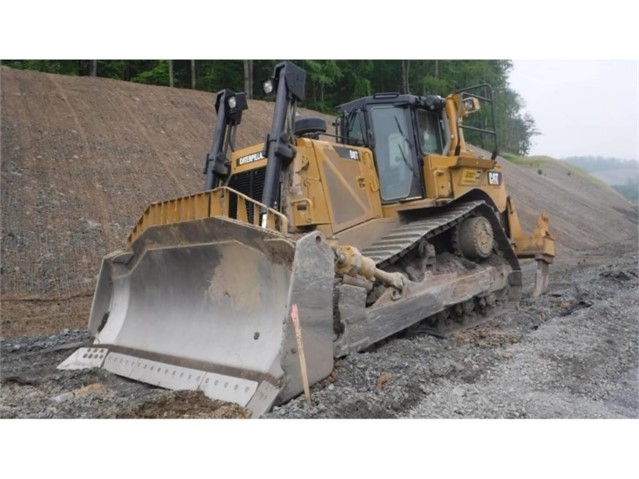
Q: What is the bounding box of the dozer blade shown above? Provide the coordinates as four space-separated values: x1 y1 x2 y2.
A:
59 218 335 417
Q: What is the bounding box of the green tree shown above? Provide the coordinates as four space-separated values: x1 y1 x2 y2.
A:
300 60 344 112
131 61 170 86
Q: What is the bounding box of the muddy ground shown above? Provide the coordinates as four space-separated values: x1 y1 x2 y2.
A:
2 238 636 420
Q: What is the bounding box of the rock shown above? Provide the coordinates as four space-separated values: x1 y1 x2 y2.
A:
51 391 75 403
50 383 106 403
376 372 390 392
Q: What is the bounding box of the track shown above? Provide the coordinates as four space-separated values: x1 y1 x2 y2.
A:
360 199 521 337
364 201 482 265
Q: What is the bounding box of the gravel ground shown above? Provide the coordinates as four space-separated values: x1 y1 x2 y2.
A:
267 244 638 419
1 241 637 419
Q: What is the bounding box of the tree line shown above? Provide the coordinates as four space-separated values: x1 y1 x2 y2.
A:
2 59 537 156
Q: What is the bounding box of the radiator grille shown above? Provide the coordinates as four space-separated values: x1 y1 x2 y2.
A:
227 167 267 220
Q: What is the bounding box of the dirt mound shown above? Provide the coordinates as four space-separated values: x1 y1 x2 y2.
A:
1 66 637 310
116 390 251 419
0 66 331 302
1 296 92 336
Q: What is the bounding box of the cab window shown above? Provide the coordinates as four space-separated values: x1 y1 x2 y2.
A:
369 105 414 202
417 109 443 155
345 110 366 146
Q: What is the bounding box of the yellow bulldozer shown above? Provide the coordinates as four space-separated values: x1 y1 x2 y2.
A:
60 61 555 416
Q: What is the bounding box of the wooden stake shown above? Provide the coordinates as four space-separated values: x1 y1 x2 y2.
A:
290 304 311 405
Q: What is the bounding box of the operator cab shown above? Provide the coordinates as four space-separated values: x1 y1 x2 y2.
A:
337 93 449 204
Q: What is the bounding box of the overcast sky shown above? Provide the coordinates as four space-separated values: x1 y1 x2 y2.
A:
509 60 638 161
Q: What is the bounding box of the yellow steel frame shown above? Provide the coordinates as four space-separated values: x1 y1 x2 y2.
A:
126 187 288 247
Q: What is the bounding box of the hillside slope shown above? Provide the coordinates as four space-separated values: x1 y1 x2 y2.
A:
1 67 637 303
482 152 638 254
1 67 331 300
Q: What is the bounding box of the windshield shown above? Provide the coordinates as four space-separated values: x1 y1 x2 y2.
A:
369 105 414 202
